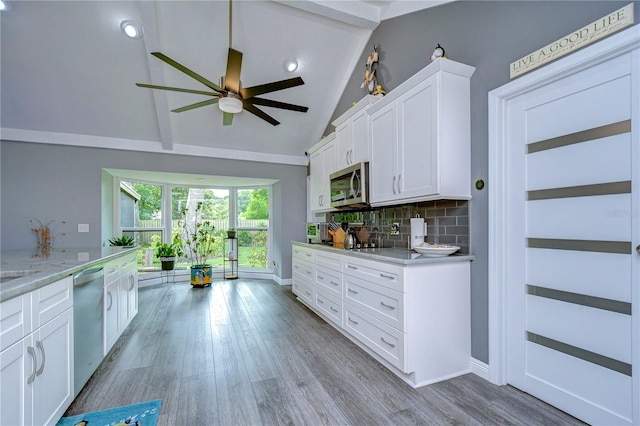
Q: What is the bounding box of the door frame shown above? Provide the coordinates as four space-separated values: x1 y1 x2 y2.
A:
487 24 639 410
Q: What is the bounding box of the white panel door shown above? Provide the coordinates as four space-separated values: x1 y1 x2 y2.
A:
505 50 638 425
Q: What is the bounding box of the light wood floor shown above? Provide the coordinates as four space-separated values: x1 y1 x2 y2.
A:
66 279 584 425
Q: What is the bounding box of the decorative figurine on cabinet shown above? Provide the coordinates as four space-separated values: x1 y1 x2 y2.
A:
430 43 446 61
361 45 381 94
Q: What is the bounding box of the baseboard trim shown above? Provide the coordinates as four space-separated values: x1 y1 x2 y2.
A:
470 357 490 381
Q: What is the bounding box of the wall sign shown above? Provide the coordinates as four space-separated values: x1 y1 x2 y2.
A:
510 3 634 79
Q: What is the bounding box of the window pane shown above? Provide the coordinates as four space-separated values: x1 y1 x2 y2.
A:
238 188 269 228
237 230 268 268
172 187 229 265
122 230 162 268
121 182 162 228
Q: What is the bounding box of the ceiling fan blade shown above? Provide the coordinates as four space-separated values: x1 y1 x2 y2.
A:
223 112 234 126
245 97 309 113
136 83 219 97
171 98 220 113
224 48 243 93
240 77 304 99
243 103 280 126
151 52 223 92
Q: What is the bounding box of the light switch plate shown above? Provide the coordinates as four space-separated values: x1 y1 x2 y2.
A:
78 223 89 233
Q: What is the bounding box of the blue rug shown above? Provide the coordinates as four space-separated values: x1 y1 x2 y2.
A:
57 399 161 426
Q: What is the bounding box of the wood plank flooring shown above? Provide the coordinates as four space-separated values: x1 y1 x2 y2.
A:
65 279 584 425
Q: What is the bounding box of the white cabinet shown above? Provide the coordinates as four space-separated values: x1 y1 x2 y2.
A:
119 257 138 331
314 250 343 327
104 253 137 355
292 245 316 307
0 276 73 426
291 243 471 388
368 59 475 206
332 95 378 170
309 133 336 212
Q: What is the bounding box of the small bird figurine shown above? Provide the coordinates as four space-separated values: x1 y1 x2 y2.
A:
371 85 386 96
430 44 446 61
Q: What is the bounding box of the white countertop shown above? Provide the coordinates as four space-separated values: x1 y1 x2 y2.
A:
293 241 474 265
0 247 138 302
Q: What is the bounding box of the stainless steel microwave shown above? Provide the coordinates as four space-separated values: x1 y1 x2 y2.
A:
329 162 369 209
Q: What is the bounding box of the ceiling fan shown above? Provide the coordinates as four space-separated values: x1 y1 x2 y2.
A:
136 0 308 126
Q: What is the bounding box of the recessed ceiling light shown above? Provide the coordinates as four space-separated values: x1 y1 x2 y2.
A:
120 20 142 39
283 59 298 73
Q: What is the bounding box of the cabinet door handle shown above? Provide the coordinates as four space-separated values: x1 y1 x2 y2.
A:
380 273 395 279
347 265 358 270
330 306 339 313
348 288 358 294
107 291 113 310
380 337 396 348
398 174 402 194
380 301 396 310
392 176 397 194
317 274 324 280
348 317 359 325
35 340 45 376
27 346 37 384
346 151 349 164
128 276 135 291
330 281 339 286
318 298 325 304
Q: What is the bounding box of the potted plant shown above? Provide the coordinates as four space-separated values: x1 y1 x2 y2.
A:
108 235 135 247
155 240 182 271
180 202 216 287
227 228 236 239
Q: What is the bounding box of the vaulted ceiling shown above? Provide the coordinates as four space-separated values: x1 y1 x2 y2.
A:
1 1 450 165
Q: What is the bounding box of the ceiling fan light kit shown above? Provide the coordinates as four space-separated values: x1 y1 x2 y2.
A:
135 0 308 126
218 94 243 114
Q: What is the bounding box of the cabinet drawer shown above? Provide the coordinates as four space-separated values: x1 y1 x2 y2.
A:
344 304 405 371
293 260 314 281
315 265 341 297
33 276 72 329
344 274 404 331
315 289 342 327
293 245 315 263
0 294 31 352
292 280 314 307
315 250 342 272
118 254 137 270
343 256 404 292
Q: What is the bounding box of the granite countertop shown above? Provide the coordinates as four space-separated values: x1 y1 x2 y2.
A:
0 247 138 302
292 241 474 265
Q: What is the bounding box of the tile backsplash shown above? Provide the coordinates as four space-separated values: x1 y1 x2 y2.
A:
328 200 469 254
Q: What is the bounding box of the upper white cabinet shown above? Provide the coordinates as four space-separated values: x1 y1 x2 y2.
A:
367 59 475 206
309 133 336 212
332 95 379 170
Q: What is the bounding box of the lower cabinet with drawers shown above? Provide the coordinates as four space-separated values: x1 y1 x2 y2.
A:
292 242 471 388
0 276 73 426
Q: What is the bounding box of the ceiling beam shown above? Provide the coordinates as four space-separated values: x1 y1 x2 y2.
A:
275 1 381 30
138 0 173 151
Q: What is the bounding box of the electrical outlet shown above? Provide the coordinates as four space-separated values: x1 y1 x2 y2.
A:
77 252 89 261
272 260 277 267
78 223 89 233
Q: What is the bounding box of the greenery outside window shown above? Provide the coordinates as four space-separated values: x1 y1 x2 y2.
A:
115 178 272 272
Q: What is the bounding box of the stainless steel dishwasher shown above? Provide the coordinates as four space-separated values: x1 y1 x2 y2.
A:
73 265 104 396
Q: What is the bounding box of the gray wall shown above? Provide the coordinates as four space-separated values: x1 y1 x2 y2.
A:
0 141 307 279
329 1 640 363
